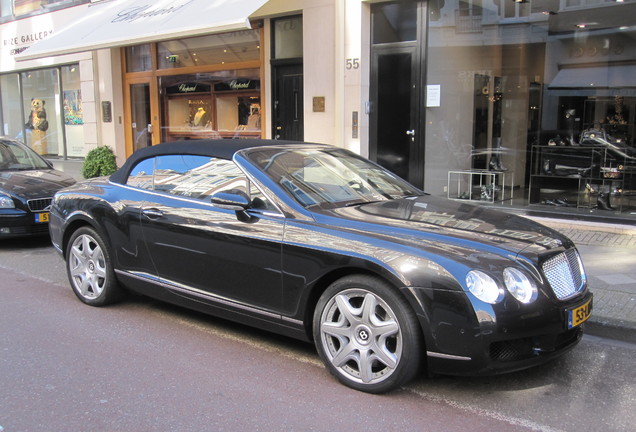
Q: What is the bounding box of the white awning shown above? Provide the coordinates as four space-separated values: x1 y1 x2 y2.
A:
17 0 269 61
549 65 636 88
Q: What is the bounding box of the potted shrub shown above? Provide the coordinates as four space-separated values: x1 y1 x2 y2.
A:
81 146 118 179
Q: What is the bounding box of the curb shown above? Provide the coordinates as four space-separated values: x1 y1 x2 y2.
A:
584 317 636 344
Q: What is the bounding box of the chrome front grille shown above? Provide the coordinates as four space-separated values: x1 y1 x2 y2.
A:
27 198 52 212
542 249 586 300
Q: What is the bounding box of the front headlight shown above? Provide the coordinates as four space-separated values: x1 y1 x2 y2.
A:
0 193 15 209
503 267 538 304
466 270 504 304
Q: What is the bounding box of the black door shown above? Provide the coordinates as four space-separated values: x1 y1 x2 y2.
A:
369 2 427 188
370 47 420 184
272 63 303 141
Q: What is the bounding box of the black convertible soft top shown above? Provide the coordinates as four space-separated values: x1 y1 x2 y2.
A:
109 139 307 184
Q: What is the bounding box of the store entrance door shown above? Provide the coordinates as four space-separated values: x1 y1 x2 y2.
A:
272 63 303 141
370 47 422 185
125 78 160 155
369 2 427 188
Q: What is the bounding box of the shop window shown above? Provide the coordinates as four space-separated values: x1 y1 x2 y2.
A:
159 70 261 141
61 64 85 157
156 30 260 69
21 68 60 156
423 0 636 214
1 0 12 18
125 44 152 72
273 16 303 59
0 74 22 138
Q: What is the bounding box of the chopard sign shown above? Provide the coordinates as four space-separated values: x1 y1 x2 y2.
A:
111 0 194 23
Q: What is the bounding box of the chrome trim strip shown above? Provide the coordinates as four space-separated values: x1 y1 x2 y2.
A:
115 269 302 325
426 351 472 361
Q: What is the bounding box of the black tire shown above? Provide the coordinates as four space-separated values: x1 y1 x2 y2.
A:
313 275 423 393
65 226 122 306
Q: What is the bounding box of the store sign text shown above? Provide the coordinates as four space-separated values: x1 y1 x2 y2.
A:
3 29 53 56
112 1 193 23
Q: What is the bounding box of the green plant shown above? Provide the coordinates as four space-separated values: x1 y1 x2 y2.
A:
81 146 118 179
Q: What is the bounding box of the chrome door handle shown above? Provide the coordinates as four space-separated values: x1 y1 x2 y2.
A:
142 208 164 219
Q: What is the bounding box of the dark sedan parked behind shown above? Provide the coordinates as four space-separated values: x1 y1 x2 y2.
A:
0 137 75 238
49 140 592 393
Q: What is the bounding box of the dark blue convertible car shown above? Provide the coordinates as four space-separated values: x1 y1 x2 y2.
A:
49 139 592 393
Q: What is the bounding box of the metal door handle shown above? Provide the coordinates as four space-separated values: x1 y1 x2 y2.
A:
406 130 415 136
142 208 163 219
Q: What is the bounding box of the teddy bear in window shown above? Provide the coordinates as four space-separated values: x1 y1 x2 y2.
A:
25 98 49 154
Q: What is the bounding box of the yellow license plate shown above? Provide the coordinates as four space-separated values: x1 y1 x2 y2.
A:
35 212 49 223
568 298 592 328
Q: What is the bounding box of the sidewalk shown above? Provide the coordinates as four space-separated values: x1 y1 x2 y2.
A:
529 216 636 343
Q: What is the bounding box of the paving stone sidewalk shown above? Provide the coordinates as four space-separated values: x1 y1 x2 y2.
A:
529 216 636 343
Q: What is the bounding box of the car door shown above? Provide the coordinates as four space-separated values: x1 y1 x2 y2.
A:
136 154 285 312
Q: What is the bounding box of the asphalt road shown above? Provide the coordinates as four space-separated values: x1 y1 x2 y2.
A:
1 237 635 432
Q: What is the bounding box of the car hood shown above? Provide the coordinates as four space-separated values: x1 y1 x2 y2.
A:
318 195 570 257
0 169 76 200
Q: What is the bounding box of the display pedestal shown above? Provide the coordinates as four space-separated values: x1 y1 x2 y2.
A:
447 169 514 203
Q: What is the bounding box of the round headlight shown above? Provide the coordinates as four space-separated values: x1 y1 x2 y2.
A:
466 270 504 304
0 193 15 209
503 267 538 304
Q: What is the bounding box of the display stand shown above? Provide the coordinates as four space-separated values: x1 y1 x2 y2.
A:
447 169 514 203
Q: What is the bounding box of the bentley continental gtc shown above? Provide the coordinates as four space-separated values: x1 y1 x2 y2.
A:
49 139 592 393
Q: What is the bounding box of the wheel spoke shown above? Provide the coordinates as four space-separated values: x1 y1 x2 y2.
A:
331 341 359 367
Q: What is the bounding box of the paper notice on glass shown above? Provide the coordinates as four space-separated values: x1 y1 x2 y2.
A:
426 85 441 107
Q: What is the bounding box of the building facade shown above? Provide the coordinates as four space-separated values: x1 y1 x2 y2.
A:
1 0 635 220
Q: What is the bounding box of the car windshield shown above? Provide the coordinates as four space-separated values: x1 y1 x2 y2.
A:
243 147 422 208
0 140 50 171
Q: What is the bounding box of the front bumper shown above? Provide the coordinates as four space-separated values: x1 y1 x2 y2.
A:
0 210 50 237
404 286 593 376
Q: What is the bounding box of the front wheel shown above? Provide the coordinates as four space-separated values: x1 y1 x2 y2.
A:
313 275 423 393
65 226 122 306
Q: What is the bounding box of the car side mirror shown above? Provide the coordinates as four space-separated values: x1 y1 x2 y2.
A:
211 190 251 211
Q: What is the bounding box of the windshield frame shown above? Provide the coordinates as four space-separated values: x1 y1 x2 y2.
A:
241 146 423 209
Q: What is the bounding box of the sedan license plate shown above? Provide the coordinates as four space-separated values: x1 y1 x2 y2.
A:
35 212 49 223
567 298 592 329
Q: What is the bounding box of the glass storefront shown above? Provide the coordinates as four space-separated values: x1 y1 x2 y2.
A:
0 63 83 157
123 29 263 154
160 70 261 141
372 0 636 216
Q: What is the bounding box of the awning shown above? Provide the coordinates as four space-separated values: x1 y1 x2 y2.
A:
17 0 269 61
549 65 636 89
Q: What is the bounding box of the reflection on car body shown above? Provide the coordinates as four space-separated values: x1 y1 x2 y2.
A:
49 139 592 393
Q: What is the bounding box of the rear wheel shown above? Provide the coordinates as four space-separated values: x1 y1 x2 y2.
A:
66 226 122 306
313 275 422 393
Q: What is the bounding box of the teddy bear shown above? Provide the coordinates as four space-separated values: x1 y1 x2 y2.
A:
25 98 49 154
25 98 49 132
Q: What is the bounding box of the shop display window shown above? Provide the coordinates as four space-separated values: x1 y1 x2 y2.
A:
157 30 260 69
1 63 83 158
61 64 85 157
21 68 61 156
417 0 636 214
160 71 261 141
